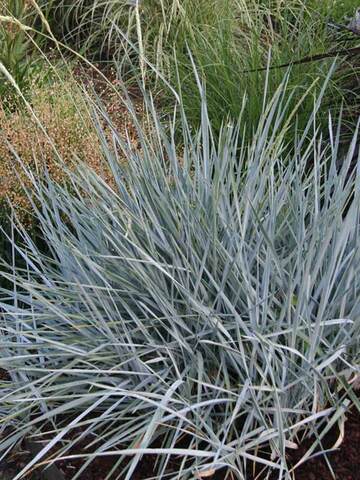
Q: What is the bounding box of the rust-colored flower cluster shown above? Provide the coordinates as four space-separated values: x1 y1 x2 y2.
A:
0 79 104 225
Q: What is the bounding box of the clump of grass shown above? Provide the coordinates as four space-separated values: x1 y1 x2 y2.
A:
31 0 136 60
160 0 360 139
0 83 359 479
0 0 42 107
26 0 359 141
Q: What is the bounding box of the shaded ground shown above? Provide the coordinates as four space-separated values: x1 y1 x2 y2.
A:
57 401 360 479
1 390 359 480
286 403 360 480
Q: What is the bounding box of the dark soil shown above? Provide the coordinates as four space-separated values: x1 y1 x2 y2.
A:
2 400 359 480
285 403 360 480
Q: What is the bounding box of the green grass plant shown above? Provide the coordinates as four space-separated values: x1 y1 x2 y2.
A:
28 0 360 141
0 0 42 107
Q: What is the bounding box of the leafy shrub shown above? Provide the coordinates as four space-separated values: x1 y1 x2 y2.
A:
0 85 359 479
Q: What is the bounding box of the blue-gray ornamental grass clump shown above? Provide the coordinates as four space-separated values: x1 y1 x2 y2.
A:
0 81 360 479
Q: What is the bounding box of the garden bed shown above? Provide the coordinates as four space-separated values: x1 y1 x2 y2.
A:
2 407 359 480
